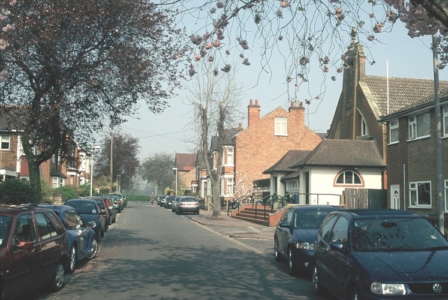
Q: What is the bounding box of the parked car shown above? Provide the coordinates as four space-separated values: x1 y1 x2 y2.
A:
0 204 68 299
171 196 181 213
313 209 448 300
159 196 167 207
274 205 345 276
176 196 200 215
39 204 98 274
164 195 176 209
84 197 110 232
108 193 128 211
65 199 106 242
108 193 124 212
157 195 166 206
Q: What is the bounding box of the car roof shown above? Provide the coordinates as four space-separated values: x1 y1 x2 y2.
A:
329 209 418 219
65 198 97 204
0 203 58 216
289 205 345 211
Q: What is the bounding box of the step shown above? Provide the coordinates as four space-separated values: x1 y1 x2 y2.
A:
232 215 269 226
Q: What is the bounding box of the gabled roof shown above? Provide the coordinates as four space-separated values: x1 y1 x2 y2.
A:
290 140 386 168
174 153 197 171
263 150 311 174
362 76 448 117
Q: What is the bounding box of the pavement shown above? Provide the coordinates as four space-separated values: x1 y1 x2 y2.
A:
187 208 275 241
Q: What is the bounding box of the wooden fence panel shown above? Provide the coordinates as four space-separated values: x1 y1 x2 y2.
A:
344 189 387 209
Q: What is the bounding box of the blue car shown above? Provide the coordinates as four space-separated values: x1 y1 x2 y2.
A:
39 204 98 274
65 198 106 242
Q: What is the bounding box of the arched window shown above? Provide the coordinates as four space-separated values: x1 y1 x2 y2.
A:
335 170 362 185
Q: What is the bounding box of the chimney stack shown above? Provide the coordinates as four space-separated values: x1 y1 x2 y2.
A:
248 99 260 127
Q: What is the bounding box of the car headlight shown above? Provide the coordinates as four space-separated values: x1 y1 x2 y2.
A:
295 242 314 250
371 282 406 295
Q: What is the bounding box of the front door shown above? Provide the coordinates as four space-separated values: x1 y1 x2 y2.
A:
390 185 400 209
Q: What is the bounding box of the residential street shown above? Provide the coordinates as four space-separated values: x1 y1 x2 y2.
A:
27 201 331 300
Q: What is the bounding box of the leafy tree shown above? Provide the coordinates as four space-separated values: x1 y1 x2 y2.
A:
95 133 140 191
140 153 175 194
54 186 77 203
0 0 187 202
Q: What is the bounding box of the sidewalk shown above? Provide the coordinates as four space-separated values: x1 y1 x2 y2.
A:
188 209 275 241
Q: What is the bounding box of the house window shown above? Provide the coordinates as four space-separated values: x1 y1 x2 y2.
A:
1 135 10 150
288 180 299 190
221 177 234 196
224 146 234 166
274 117 287 136
389 120 399 144
361 118 368 136
410 181 431 208
408 112 430 140
52 177 59 188
335 171 362 185
443 106 448 137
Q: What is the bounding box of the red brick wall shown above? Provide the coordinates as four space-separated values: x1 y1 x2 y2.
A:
0 134 19 171
235 102 322 188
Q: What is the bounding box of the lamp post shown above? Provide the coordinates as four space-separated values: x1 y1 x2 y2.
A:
172 167 178 195
89 146 101 197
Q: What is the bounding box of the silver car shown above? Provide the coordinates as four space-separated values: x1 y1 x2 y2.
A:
176 196 200 215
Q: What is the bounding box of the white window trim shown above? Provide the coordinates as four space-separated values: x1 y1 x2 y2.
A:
361 117 368 136
409 181 431 209
335 171 363 186
389 120 399 144
224 146 234 166
1 134 10 150
220 176 234 196
408 112 430 141
445 180 448 212
274 117 288 136
443 106 448 137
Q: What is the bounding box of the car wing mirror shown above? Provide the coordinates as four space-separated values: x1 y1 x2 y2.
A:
330 241 346 253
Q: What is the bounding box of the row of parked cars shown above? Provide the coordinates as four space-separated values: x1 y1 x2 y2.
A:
274 205 448 299
0 192 128 300
157 195 200 215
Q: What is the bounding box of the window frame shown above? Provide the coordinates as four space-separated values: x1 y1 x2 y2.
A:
274 117 288 136
443 106 448 137
409 181 431 208
1 134 10 150
334 170 363 186
224 146 234 166
408 112 430 141
445 180 448 212
361 117 368 136
389 120 399 144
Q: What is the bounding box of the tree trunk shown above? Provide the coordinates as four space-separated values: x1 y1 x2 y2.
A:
211 179 221 218
28 160 42 203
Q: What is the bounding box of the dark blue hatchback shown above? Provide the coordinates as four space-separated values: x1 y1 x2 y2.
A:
274 205 345 276
313 209 448 300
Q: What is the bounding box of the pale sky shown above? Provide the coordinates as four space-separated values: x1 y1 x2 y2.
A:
109 20 448 160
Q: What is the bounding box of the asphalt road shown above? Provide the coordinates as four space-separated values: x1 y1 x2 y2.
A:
26 202 331 300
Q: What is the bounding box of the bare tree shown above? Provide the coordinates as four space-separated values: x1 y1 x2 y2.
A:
0 0 188 201
187 58 244 218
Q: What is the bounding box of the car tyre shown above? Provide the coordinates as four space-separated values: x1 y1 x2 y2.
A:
312 266 326 296
100 228 105 238
49 261 65 292
274 240 281 262
178 210 182 215
87 238 98 259
196 210 199 215
288 248 299 276
66 245 76 274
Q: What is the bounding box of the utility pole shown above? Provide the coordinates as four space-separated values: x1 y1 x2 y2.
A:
110 127 114 193
433 35 444 234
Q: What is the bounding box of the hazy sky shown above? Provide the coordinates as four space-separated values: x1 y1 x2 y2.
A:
107 19 448 160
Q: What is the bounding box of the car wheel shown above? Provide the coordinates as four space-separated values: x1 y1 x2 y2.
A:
100 228 105 238
288 248 298 276
348 286 360 300
178 210 182 215
196 210 199 215
112 215 116 224
49 261 65 292
274 240 281 262
87 238 98 259
312 266 326 295
66 245 76 274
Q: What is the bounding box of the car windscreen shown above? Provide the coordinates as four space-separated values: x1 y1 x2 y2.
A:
66 201 98 214
293 210 329 229
0 215 12 248
352 217 448 252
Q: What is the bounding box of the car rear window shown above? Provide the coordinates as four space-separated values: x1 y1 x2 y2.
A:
66 201 98 214
182 198 196 202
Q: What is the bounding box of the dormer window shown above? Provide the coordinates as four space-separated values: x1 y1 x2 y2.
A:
275 117 287 136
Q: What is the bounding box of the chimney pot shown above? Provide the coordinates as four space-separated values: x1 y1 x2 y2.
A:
250 99 253 105
255 99 258 105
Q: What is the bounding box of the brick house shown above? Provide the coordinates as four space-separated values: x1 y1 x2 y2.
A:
174 153 197 194
327 42 448 166
234 99 322 200
0 106 82 188
380 88 448 220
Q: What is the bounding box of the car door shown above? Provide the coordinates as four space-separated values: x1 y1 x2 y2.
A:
34 212 64 284
64 209 89 257
325 215 350 297
8 213 40 294
315 213 339 285
277 208 294 257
